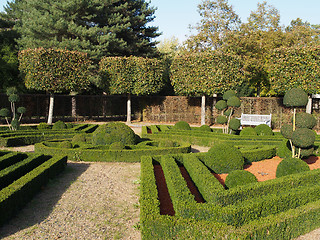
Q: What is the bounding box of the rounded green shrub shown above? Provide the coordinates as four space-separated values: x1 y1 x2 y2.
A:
215 100 227 110
281 124 293 139
37 122 51 130
91 122 137 146
229 118 241 131
174 121 191 130
158 140 176 148
52 120 67 130
11 118 20 130
255 124 273 136
283 88 308 107
109 141 126 150
277 140 292 158
276 157 310 178
199 125 212 132
225 170 258 189
223 90 236 100
227 96 241 108
17 107 26 114
0 108 10 117
291 128 315 148
204 143 244 174
216 115 228 124
295 112 317 129
59 140 73 148
72 133 88 143
8 93 19 103
300 146 315 158
240 127 257 136
223 109 232 117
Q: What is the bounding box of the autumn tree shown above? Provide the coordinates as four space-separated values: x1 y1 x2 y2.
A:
18 48 92 124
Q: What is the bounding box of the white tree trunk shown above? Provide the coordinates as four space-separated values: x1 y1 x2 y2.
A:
71 96 77 118
127 93 131 124
201 95 206 125
306 96 312 114
47 93 54 124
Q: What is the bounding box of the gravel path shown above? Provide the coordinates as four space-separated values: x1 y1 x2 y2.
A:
0 161 141 240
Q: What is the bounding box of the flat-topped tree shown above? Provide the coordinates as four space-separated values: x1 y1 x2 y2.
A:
19 48 91 124
99 56 164 124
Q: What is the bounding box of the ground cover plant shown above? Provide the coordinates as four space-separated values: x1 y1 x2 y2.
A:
0 150 67 226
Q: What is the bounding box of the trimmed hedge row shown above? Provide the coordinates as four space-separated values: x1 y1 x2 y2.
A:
239 145 277 162
0 152 28 170
0 154 67 226
35 140 191 162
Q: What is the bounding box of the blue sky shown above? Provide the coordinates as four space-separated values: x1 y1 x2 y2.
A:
1 0 320 43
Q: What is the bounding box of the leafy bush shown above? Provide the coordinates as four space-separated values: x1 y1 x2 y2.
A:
276 157 310 178
223 90 236 100
280 124 293 139
225 170 257 189
91 122 137 146
240 127 257 136
174 121 191 130
283 88 308 107
204 143 244 174
216 116 228 124
277 140 292 158
229 118 241 131
52 120 67 130
215 100 227 110
254 124 273 136
109 142 126 150
37 122 51 130
295 112 317 129
0 108 10 117
291 128 315 148
59 141 73 148
199 125 212 132
300 146 315 158
72 133 88 143
227 96 241 108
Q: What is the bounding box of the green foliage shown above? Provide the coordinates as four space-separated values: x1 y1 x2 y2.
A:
240 127 257 136
295 112 317 129
72 133 88 143
19 48 91 93
16 107 26 114
229 118 241 131
281 124 293 139
37 123 50 130
223 109 232 117
276 157 310 178
199 125 212 132
216 115 228 124
8 93 19 103
227 96 241 108
215 100 227 110
268 47 320 95
291 128 315 148
109 142 126 150
91 122 137 146
158 140 176 148
58 141 73 149
0 108 10 117
300 146 315 158
174 121 191 130
99 56 164 95
254 124 273 136
283 88 309 107
170 51 244 96
204 143 244 174
225 170 258 189
277 140 292 158
52 121 67 130
10 118 20 130
223 90 237 100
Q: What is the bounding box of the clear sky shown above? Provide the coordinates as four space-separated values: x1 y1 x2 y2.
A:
1 0 320 43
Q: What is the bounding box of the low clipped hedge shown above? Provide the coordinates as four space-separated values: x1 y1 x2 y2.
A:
35 140 191 162
239 145 276 163
225 170 257 189
0 154 67 226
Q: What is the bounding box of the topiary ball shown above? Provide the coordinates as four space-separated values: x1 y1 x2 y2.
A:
240 127 257 136
91 122 137 146
17 107 26 114
283 88 308 107
227 96 241 108
225 170 258 189
204 143 244 174
216 115 228 124
300 146 315 158
291 128 315 148
229 118 241 131
8 93 20 103
276 157 310 178
223 90 236 100
277 140 292 158
109 141 126 150
59 141 73 148
295 112 317 129
254 124 273 136
6 87 18 96
215 100 227 111
199 125 212 132
52 120 67 130
72 133 88 143
281 124 293 139
37 122 51 130
174 121 191 130
0 108 10 117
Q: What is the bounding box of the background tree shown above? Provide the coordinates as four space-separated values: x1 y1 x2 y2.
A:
18 48 92 124
99 56 165 123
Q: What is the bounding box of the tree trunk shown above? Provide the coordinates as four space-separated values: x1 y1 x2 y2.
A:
71 96 77 119
306 96 312 114
201 95 206 125
127 93 131 124
47 93 54 124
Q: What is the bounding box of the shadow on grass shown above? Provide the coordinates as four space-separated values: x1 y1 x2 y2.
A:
0 161 90 238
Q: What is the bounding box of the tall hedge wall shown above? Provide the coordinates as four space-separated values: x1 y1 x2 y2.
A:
170 51 244 96
268 46 320 94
